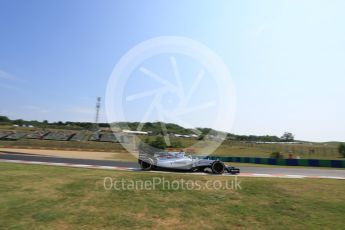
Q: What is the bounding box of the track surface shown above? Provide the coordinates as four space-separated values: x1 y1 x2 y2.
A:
1 152 344 178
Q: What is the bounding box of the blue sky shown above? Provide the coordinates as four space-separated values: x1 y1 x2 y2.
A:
0 0 344 141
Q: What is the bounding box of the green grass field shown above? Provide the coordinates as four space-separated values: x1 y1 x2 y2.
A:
212 140 341 159
1 137 342 160
0 163 344 229
0 126 343 160
0 139 127 152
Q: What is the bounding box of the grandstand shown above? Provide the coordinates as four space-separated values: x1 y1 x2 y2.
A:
26 131 50 140
70 132 86 141
0 132 12 139
89 132 100 141
5 132 28 140
43 132 75 141
99 133 118 142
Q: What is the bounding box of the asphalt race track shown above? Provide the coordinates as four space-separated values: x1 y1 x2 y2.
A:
0 151 344 178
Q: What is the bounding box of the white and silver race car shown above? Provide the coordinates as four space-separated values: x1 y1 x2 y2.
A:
138 151 240 174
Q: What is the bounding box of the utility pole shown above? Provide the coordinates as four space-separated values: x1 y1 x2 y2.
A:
94 97 101 131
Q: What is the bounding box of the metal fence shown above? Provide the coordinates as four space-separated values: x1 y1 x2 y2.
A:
204 156 345 168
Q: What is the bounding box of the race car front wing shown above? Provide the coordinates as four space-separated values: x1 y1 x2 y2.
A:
225 166 240 174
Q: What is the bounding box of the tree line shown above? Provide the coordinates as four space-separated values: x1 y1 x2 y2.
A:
0 115 293 142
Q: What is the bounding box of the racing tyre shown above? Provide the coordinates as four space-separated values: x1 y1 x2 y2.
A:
140 158 154 171
211 161 225 174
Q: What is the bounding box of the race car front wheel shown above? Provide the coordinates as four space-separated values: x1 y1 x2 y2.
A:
140 158 154 171
211 161 225 174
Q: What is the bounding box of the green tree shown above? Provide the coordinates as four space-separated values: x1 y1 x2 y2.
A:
197 134 205 141
170 140 183 148
150 136 167 150
338 143 345 158
281 132 294 142
13 119 24 126
0 116 10 122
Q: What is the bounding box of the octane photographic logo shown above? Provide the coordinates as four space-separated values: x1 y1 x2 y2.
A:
103 176 242 191
105 36 236 158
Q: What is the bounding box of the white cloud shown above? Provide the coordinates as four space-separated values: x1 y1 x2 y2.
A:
251 23 274 37
0 70 16 80
0 83 19 91
21 105 49 113
67 106 106 123
69 106 95 115
79 96 93 101
0 70 20 91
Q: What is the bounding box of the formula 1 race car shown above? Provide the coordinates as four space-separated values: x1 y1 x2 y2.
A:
138 151 240 174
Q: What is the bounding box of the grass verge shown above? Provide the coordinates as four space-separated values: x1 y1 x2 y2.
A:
0 162 344 229
225 162 345 170
1 137 342 160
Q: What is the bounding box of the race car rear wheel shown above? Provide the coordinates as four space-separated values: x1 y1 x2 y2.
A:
140 158 154 171
211 161 225 174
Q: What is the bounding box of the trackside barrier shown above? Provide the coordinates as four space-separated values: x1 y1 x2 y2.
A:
201 156 345 168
